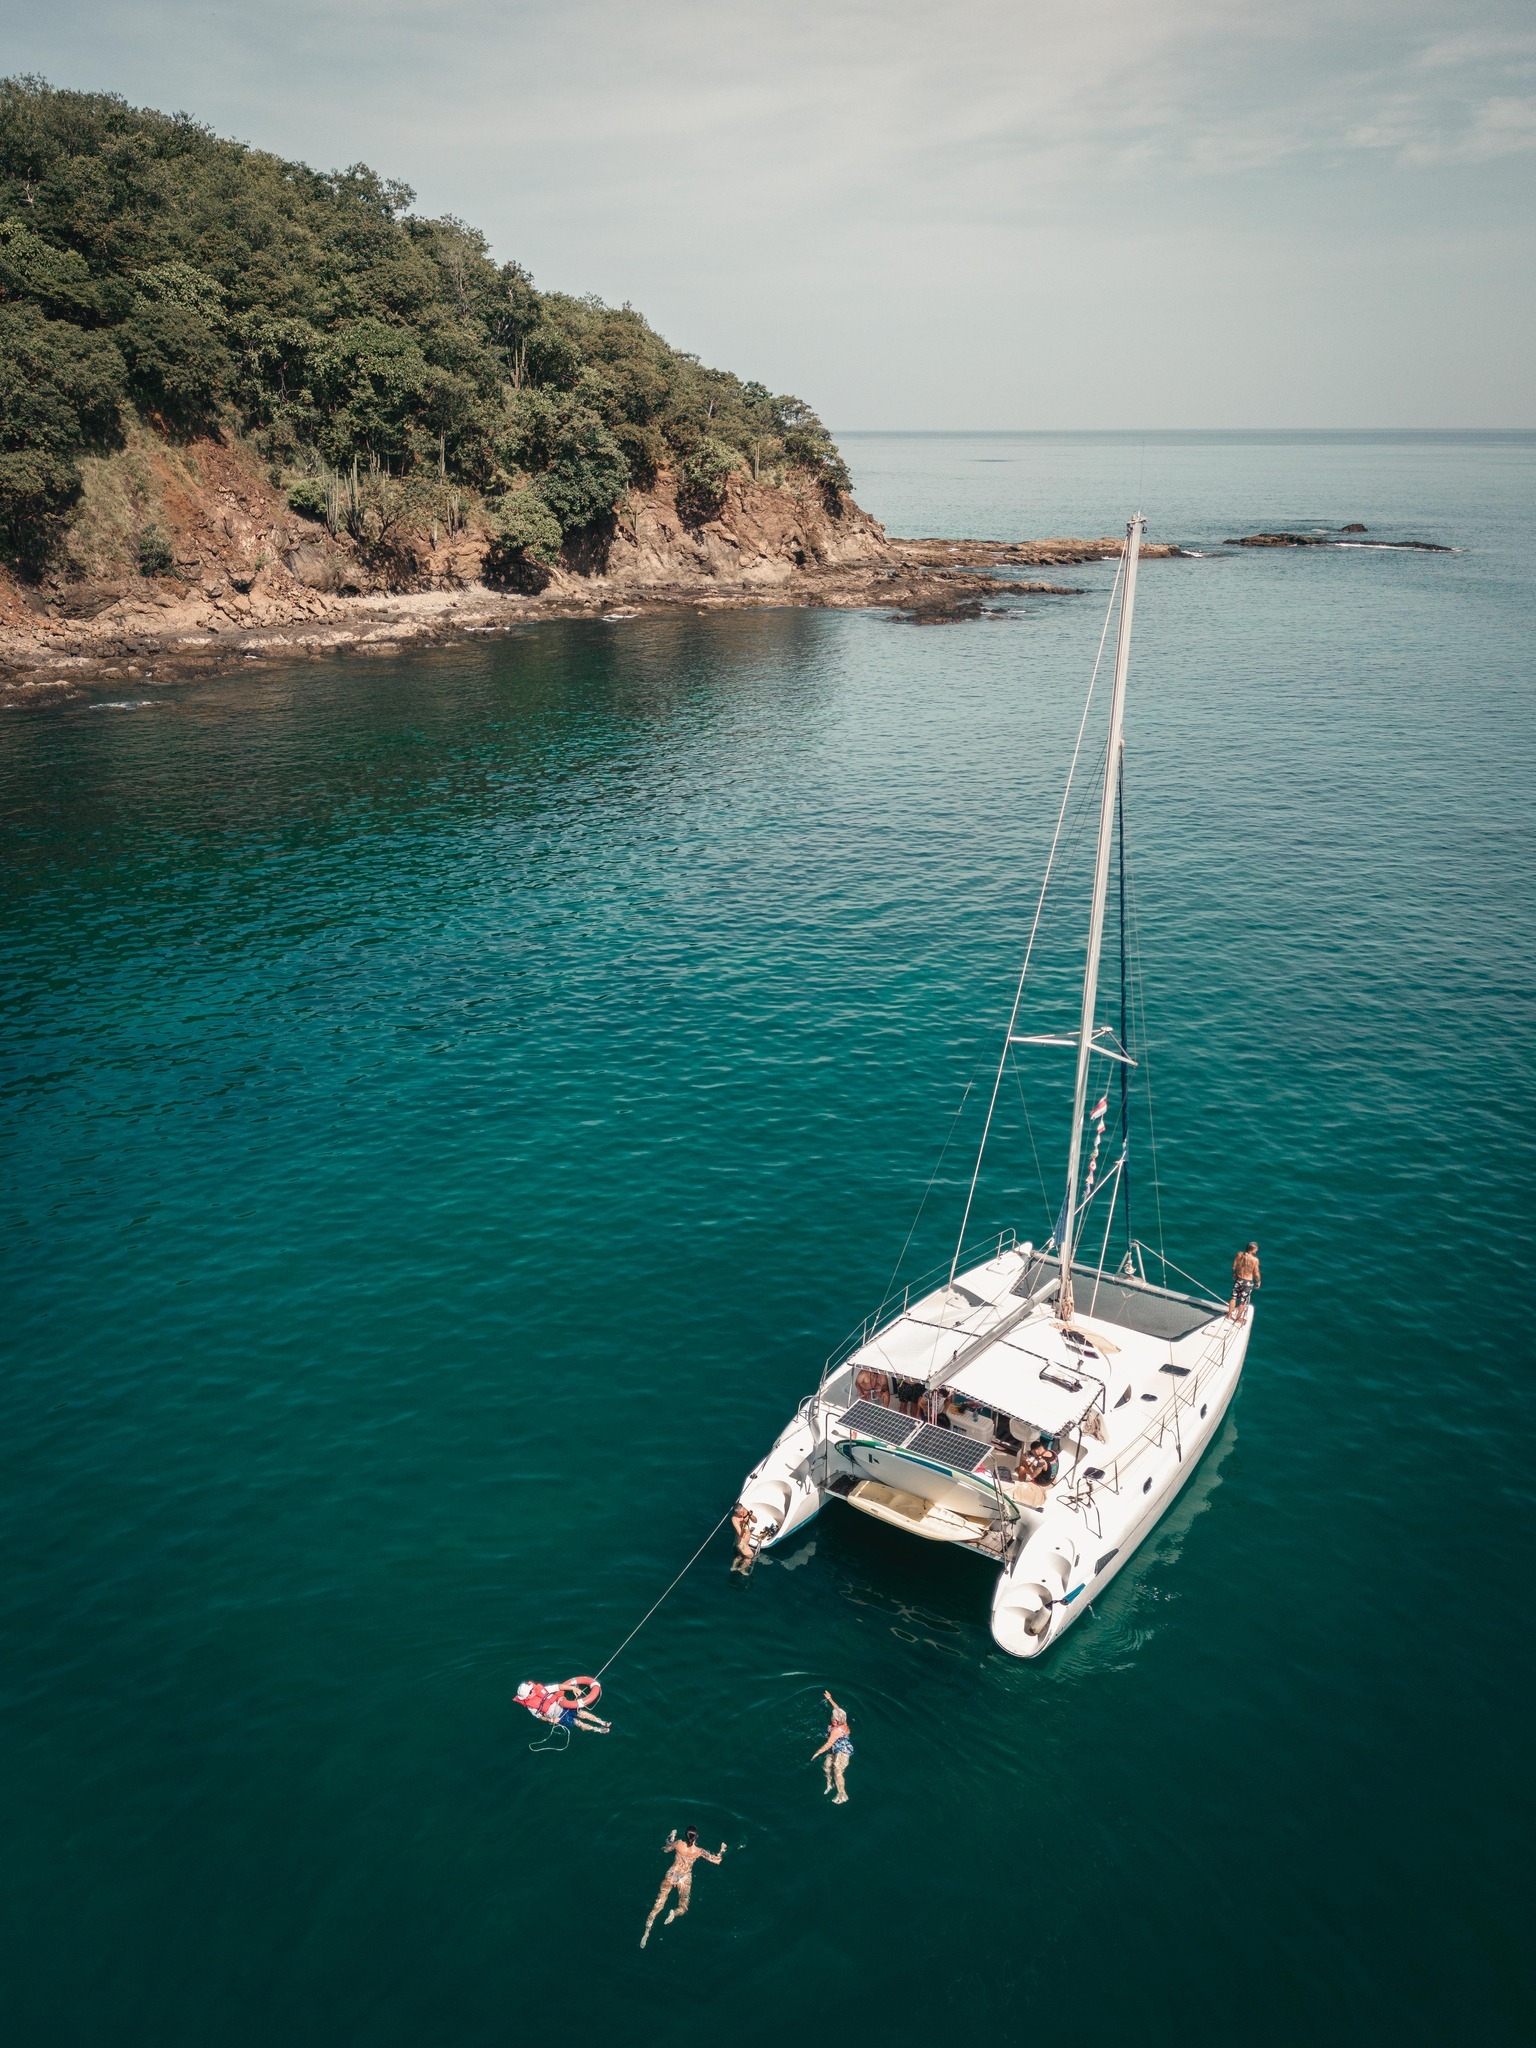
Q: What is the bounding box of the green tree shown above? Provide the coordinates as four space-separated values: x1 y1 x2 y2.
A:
0 76 852 568
537 412 629 533
0 301 125 566
116 299 224 431
485 487 562 572
677 434 742 523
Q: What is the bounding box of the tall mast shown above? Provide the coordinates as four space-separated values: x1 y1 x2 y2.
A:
1117 767 1132 1262
1058 513 1144 1323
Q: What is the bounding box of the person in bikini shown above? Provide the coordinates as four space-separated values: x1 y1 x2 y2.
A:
811 1690 854 1803
730 1500 781 1575
1228 1242 1261 1323
640 1826 726 1947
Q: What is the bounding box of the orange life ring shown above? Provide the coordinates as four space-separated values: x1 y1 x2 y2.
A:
559 1676 602 1710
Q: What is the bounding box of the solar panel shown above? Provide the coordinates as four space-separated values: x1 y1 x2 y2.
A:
839 1400 919 1447
903 1424 995 1474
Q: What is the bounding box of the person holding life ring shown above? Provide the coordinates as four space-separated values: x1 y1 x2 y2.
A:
515 1676 611 1733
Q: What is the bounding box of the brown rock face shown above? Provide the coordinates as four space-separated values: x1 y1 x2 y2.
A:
542 468 888 600
0 432 1190 688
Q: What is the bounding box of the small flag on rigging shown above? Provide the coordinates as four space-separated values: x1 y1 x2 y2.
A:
1089 1095 1108 1122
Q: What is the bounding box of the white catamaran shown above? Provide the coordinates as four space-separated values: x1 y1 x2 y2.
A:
734 515 1252 1656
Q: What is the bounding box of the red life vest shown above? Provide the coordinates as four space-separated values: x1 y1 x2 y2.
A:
517 1681 565 1723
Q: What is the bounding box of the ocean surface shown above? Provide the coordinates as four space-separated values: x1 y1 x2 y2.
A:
3 430 1533 2044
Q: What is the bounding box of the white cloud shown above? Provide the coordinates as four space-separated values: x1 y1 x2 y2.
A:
1347 93 1536 165
1412 30 1536 75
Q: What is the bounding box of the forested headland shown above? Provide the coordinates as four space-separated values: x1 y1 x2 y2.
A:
0 76 850 581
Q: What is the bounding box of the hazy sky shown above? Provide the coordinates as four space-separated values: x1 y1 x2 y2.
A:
6 0 1533 426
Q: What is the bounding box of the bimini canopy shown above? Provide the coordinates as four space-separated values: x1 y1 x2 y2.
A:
948 1332 1108 1436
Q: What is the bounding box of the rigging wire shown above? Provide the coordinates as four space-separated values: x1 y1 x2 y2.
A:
1121 831 1166 1266
945 559 1125 1289
1007 1048 1054 1229
1125 1239 1222 1303
878 1078 977 1311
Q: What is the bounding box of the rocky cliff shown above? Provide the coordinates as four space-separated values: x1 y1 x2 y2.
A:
0 428 898 670
0 427 1174 690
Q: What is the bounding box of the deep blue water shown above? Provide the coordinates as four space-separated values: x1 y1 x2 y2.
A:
3 432 1534 2044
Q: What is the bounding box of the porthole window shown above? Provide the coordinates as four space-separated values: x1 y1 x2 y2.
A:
1142 1477 1152 1493
1200 1403 1208 1419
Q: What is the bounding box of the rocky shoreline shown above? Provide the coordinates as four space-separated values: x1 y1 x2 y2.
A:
0 563 1089 696
0 443 1183 697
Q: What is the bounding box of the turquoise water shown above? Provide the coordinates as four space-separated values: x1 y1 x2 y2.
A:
3 432 1534 2043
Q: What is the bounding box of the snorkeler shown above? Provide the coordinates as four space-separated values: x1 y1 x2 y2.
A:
640 1826 726 1947
812 1690 854 1804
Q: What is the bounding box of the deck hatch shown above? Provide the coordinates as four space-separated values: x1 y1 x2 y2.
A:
839 1401 919 1446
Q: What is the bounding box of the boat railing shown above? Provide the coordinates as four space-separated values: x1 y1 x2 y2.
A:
1069 1317 1237 1518
1121 1239 1225 1308
814 1229 1023 1397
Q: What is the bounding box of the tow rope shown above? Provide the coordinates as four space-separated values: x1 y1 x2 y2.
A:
522 1506 736 1756
593 1507 736 1680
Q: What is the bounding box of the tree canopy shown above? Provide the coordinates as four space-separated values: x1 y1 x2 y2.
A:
0 76 850 571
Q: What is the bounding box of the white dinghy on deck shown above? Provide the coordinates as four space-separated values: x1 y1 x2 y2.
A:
734 515 1254 1657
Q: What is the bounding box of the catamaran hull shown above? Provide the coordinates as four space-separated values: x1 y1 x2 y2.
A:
991 1321 1249 1657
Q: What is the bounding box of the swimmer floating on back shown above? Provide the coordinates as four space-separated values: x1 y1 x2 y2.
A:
515 1676 611 1734
640 1826 726 1947
812 1689 854 1803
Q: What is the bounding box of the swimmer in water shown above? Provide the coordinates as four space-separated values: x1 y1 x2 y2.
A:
640 1826 726 1947
812 1690 854 1804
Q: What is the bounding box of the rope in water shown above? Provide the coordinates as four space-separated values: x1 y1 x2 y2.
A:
592 1507 736 1681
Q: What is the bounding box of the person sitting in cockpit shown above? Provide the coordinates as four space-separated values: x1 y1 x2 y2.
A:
1017 1434 1060 1486
855 1366 892 1406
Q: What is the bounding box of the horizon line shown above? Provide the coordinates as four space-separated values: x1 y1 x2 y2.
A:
831 426 1536 438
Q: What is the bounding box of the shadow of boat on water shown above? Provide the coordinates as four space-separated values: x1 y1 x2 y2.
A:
798 1407 1242 1679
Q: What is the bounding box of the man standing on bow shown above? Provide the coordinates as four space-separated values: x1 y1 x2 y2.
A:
1229 1242 1261 1323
